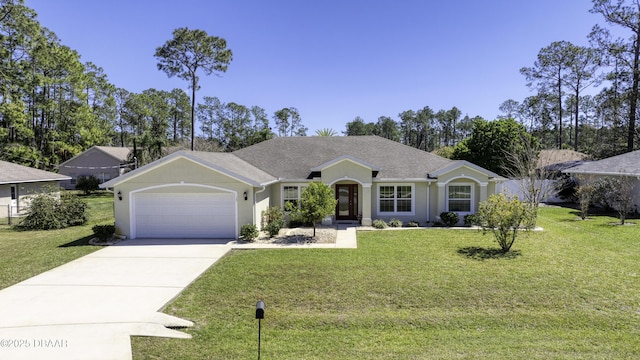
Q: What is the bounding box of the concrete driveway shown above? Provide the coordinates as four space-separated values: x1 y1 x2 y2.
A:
0 239 232 360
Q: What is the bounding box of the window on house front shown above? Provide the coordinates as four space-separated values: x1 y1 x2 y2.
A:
283 185 306 210
378 184 414 214
448 184 472 212
97 172 111 183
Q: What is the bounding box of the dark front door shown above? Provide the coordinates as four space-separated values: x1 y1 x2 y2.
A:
336 184 358 220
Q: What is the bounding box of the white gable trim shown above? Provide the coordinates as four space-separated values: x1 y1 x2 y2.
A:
429 160 502 179
311 155 380 172
101 153 261 188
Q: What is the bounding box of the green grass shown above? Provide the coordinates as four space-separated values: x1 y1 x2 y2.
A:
0 191 113 289
132 206 640 359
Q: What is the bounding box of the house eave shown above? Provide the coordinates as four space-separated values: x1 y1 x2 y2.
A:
563 169 640 177
0 177 71 185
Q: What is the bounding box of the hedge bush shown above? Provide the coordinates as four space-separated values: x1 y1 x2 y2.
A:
262 206 285 238
464 214 480 226
20 191 88 230
92 224 115 241
440 211 459 227
372 219 388 229
75 175 101 195
388 218 403 227
405 221 420 227
240 224 259 242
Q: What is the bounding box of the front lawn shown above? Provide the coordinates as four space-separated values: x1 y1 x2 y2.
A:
132 206 640 359
0 191 113 289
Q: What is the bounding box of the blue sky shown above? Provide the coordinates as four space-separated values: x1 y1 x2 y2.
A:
26 0 602 134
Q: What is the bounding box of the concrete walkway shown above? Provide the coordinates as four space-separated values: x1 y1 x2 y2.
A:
0 226 358 360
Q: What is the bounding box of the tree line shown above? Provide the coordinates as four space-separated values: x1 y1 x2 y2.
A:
0 0 308 168
2 0 640 170
505 0 640 159
342 1 640 160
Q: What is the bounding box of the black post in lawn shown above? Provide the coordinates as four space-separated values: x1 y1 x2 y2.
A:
256 300 264 360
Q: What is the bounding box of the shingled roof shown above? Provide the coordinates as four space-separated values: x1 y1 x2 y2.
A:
564 150 640 176
233 136 455 180
59 146 131 167
0 160 70 185
101 150 277 188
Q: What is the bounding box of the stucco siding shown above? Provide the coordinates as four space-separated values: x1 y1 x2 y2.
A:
254 185 272 230
112 157 252 238
321 161 372 185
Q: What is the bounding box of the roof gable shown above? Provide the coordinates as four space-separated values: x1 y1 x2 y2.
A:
311 155 380 172
428 160 502 179
59 146 131 167
100 151 277 188
0 161 70 184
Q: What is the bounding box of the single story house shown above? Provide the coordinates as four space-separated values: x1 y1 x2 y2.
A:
0 160 71 218
101 136 504 239
58 146 132 190
563 149 640 209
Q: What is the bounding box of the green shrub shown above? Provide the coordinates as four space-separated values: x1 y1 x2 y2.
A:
440 211 459 227
372 219 388 229
464 214 480 226
264 221 284 237
240 224 259 242
262 206 285 238
60 193 88 226
388 218 403 227
19 191 88 230
477 193 535 253
405 221 420 227
75 175 101 195
20 194 64 230
92 224 115 241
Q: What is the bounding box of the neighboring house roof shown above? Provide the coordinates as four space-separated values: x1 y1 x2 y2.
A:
101 150 277 188
537 149 589 169
58 146 132 168
233 136 461 180
0 160 70 185
563 150 640 177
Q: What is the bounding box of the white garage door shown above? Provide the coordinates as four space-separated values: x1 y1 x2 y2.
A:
134 192 236 238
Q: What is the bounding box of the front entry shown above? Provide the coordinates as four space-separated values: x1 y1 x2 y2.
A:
335 184 358 220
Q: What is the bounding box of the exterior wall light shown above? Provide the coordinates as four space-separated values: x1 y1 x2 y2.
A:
243 191 248 201
117 191 122 201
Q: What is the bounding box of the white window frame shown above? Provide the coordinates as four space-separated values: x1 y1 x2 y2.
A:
446 183 474 214
281 184 307 210
376 183 415 216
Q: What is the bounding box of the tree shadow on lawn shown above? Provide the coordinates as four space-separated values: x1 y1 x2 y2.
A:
58 234 94 247
457 246 521 260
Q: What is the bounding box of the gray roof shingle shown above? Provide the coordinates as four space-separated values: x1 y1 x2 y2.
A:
94 146 131 161
233 136 455 180
0 160 70 184
563 150 640 176
185 151 277 185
